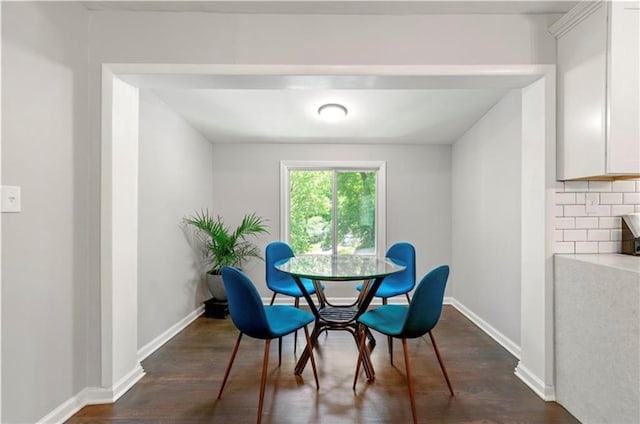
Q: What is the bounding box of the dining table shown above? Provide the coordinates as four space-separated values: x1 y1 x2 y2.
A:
275 254 406 380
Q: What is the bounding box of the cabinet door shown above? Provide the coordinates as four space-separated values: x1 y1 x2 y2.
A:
607 1 640 174
557 3 608 180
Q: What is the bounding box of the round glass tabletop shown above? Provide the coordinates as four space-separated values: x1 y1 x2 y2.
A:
275 254 406 281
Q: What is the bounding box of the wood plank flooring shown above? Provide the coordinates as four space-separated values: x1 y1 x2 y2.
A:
67 306 578 423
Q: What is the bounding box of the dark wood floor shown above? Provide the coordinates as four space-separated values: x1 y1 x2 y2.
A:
68 306 578 423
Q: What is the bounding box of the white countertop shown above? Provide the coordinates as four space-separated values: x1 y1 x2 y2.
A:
555 253 640 274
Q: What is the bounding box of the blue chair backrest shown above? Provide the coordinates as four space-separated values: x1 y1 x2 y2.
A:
402 265 450 338
221 267 272 339
383 242 416 289
265 241 296 289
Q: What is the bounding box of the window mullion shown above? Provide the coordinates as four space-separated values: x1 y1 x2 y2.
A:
332 171 338 256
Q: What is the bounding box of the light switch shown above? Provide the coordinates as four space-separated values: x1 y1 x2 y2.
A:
2 185 21 213
586 193 599 215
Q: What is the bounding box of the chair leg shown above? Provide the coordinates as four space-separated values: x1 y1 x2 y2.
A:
293 297 300 353
353 328 367 390
303 325 320 390
269 292 277 306
388 336 394 366
428 331 454 396
405 293 411 303
257 339 271 424
278 337 282 367
382 297 388 305
401 338 418 424
218 332 243 399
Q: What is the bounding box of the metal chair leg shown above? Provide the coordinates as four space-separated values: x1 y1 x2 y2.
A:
388 336 394 366
303 325 320 390
294 297 300 353
401 338 418 424
278 337 282 367
353 328 367 390
405 293 411 303
218 332 243 399
428 331 454 396
257 339 271 424
269 293 277 306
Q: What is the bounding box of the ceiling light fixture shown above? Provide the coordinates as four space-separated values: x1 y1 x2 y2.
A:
318 103 348 122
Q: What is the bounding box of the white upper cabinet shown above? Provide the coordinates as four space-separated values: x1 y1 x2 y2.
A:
551 1 640 180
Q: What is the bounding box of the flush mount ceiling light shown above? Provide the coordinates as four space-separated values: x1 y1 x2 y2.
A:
318 103 348 122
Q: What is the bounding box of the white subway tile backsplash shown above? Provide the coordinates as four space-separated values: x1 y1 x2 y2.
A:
556 193 576 204
575 241 598 253
598 241 619 253
565 181 589 192
588 205 612 217
564 229 587 241
624 193 640 204
612 205 635 216
587 229 610 241
612 180 636 192
556 242 575 254
564 205 587 216
556 217 576 229
555 178 639 254
600 192 623 204
600 216 621 229
589 181 612 192
575 217 598 229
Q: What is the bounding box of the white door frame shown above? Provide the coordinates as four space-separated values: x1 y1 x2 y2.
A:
100 63 556 401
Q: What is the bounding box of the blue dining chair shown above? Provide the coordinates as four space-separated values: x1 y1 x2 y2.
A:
355 242 416 304
356 242 416 362
353 265 453 424
265 241 324 351
218 267 319 424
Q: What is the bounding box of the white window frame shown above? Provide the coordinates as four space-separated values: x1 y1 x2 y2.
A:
280 160 386 257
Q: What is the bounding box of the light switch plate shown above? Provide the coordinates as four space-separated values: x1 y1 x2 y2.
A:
2 185 21 213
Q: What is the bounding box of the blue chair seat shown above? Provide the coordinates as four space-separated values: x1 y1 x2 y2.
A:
357 304 408 337
267 276 318 298
263 305 315 339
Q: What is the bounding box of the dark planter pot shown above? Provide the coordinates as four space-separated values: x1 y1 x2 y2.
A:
206 272 227 301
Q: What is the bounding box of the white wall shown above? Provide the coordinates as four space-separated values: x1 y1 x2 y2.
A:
1 3 90 423
451 90 522 347
138 90 214 349
211 143 451 298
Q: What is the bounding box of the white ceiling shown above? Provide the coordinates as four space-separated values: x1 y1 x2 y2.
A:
123 73 540 145
152 88 508 144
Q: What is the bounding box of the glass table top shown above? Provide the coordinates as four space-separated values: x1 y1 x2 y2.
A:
275 254 406 281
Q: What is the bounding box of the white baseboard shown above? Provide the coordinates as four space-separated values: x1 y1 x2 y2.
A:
448 297 521 359
113 363 146 401
515 361 556 401
36 365 145 424
138 305 204 362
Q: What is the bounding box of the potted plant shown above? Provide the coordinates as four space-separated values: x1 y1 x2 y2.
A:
184 209 269 301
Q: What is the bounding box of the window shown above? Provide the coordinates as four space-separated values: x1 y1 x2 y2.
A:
280 161 386 256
